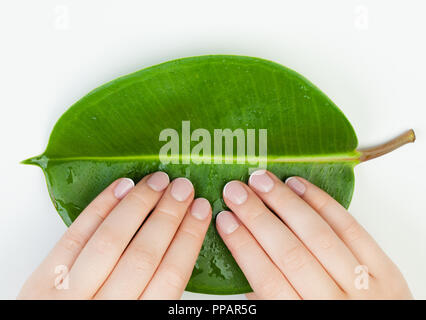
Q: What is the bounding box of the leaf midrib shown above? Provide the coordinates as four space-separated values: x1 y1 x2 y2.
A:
28 152 361 166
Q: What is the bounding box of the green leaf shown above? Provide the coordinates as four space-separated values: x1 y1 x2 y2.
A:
22 55 414 295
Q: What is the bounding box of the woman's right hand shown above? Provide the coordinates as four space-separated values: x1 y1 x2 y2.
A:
216 170 412 300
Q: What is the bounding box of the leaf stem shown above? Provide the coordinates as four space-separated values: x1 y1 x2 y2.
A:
358 129 416 162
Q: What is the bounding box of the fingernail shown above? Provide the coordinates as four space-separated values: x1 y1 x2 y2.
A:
171 178 193 202
114 178 135 199
249 170 274 193
216 211 240 235
147 172 170 191
285 177 306 196
191 198 211 220
223 181 248 205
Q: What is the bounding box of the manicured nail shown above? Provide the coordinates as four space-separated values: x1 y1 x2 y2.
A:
285 177 306 196
223 181 248 205
216 211 240 235
249 170 274 193
191 198 211 220
114 178 135 199
147 171 170 191
171 178 193 202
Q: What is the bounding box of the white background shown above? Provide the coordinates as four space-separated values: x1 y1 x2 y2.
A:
1 0 425 299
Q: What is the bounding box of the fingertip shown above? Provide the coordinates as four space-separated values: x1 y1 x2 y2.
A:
248 169 274 193
216 211 240 235
285 176 306 196
170 177 194 202
113 178 135 199
147 171 170 192
223 181 248 205
190 198 212 221
248 169 267 182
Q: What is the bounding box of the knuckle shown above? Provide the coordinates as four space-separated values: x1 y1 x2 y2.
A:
281 243 311 272
84 201 108 221
61 230 85 253
341 220 364 243
128 246 160 274
161 264 187 291
315 195 331 213
180 226 203 242
311 228 336 250
91 231 118 255
127 191 150 210
246 209 268 226
232 237 253 253
156 207 181 226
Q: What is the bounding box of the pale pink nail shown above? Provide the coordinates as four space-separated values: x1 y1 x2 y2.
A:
223 181 248 205
147 172 169 191
191 198 211 220
285 177 306 196
249 170 274 193
216 211 240 235
171 178 193 202
114 178 134 199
